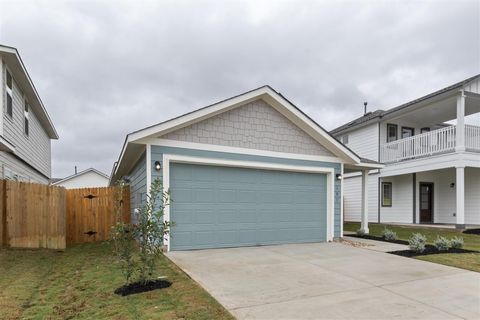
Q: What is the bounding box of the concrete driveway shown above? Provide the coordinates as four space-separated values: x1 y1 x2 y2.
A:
167 242 480 319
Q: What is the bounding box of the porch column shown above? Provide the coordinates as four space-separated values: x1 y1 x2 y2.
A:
456 166 465 229
456 91 466 152
360 169 369 233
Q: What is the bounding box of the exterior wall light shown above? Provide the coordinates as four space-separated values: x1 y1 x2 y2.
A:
154 161 161 171
336 174 343 181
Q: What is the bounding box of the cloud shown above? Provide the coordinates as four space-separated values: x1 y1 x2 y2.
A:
0 0 478 177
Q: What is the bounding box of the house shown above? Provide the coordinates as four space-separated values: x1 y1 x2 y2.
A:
331 75 480 230
0 45 58 183
111 86 381 251
52 168 109 189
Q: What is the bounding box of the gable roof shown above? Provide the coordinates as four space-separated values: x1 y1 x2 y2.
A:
112 86 378 182
0 44 58 139
331 74 480 135
52 168 109 186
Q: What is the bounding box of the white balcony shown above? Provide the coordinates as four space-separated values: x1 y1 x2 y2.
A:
380 124 480 163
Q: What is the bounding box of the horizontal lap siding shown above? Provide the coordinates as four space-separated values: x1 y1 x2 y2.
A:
339 123 379 161
2 65 51 179
380 174 413 223
343 173 378 222
127 152 147 222
151 145 342 238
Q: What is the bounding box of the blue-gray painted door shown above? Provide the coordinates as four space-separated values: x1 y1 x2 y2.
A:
170 163 327 250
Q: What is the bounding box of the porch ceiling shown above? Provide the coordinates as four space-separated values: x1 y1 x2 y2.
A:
388 94 480 127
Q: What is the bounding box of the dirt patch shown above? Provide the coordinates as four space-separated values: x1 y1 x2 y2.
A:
114 279 172 296
388 245 478 257
337 238 374 248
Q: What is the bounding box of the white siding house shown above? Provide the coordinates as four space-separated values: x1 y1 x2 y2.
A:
52 168 109 189
0 45 58 183
332 75 480 229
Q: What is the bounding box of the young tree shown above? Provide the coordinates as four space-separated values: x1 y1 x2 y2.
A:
111 178 171 285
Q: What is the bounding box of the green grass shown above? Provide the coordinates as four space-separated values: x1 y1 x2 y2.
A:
344 222 480 272
0 242 233 320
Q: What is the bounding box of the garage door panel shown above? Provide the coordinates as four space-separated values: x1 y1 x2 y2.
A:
170 163 327 250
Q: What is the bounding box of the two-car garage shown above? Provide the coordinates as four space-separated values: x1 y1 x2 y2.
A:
169 162 328 250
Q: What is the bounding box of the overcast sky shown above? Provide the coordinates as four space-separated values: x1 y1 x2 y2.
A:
0 0 479 178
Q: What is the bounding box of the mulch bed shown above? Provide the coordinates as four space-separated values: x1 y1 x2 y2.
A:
114 279 172 296
348 234 409 245
463 228 480 235
388 245 478 257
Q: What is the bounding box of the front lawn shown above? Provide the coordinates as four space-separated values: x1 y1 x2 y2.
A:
0 242 233 320
344 222 480 272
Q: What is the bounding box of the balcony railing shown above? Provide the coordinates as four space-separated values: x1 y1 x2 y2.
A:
380 125 480 163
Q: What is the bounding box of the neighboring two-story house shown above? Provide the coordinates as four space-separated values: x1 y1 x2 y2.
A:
332 75 480 229
0 45 58 183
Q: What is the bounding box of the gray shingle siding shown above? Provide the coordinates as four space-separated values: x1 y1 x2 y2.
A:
2 62 51 180
163 99 335 157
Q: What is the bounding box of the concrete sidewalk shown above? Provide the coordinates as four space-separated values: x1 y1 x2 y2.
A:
167 242 480 319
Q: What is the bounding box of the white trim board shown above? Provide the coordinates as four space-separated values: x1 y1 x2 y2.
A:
142 138 345 163
161 154 336 251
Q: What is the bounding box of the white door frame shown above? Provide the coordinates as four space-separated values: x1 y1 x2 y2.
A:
161 154 336 251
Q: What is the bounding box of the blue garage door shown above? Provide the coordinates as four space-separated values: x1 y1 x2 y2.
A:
170 163 327 250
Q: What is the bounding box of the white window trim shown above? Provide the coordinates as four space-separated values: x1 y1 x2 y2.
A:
160 153 336 251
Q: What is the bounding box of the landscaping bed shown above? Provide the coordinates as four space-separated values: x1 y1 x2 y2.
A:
389 245 477 257
344 222 480 272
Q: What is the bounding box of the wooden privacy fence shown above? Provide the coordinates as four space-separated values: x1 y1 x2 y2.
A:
0 180 130 250
66 186 130 245
0 180 66 249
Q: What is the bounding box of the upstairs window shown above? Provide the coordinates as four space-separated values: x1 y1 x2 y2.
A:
24 100 29 136
420 127 430 134
6 71 13 118
342 135 349 144
387 123 397 142
401 127 414 138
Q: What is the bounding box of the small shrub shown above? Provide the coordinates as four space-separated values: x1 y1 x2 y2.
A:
356 229 366 236
408 233 427 253
450 236 464 249
381 228 398 241
433 236 450 251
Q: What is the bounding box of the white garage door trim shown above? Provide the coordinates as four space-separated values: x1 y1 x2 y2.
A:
161 154 335 251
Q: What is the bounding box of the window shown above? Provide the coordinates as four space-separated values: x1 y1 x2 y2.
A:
24 100 29 136
387 124 397 142
6 70 13 118
401 127 415 138
342 135 349 144
382 182 393 207
420 127 430 134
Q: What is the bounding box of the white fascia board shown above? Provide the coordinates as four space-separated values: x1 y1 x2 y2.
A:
128 86 360 164
141 138 345 164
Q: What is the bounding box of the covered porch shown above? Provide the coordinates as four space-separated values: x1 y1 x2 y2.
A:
378 166 480 229
380 86 480 164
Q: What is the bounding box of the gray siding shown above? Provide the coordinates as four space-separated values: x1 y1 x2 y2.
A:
2 62 51 178
163 99 335 157
127 152 147 221
0 151 49 183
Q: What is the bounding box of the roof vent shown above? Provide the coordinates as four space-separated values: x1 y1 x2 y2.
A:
364 102 368 115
